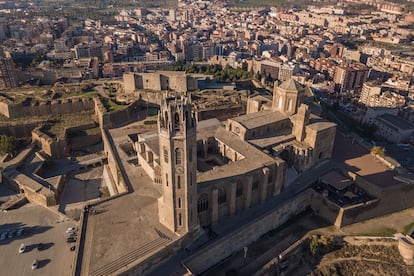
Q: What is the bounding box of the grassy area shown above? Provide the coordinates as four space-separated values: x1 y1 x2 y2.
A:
358 227 397 237
60 91 99 99
143 120 157 125
41 112 96 139
403 222 414 235
100 97 129 112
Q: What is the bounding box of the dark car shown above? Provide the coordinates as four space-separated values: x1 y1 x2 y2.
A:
70 245 76 251
37 243 44 251
67 237 76 243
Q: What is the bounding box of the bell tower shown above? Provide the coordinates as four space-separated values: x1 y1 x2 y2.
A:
157 95 198 235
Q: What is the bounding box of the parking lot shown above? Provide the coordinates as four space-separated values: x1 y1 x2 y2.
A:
0 202 78 275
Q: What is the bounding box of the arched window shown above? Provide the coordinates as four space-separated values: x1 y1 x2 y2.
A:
197 193 209 213
236 182 243 198
165 173 168 186
189 148 193 163
178 197 182 208
218 187 226 204
163 147 168 163
288 98 293 112
175 148 182 165
178 213 182 226
278 96 283 110
174 112 180 131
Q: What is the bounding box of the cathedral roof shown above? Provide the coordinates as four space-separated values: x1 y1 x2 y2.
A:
278 78 304 92
229 110 288 130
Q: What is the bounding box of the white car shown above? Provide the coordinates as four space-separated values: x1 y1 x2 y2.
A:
31 260 38 270
66 227 77 234
19 243 25 253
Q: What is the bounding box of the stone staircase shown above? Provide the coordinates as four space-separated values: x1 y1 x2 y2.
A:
89 236 170 276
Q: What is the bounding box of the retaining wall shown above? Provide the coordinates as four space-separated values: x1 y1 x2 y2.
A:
183 190 312 274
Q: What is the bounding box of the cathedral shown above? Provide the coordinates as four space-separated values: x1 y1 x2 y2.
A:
135 78 336 235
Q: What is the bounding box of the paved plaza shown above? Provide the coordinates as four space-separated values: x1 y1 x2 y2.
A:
79 122 175 276
0 202 77 276
332 133 400 188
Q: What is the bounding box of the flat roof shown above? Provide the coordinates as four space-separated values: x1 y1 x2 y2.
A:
306 121 336 132
320 171 353 191
248 131 295 149
229 110 288 130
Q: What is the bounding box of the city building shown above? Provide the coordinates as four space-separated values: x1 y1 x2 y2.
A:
0 49 18 89
334 63 370 93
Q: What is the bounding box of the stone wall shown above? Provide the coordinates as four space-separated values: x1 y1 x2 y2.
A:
182 190 312 274
0 123 39 138
31 128 69 159
101 128 128 193
311 174 414 228
0 98 95 119
94 97 142 129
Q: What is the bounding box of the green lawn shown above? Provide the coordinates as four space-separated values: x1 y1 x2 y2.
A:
100 97 129 112
358 227 397 237
403 222 414 235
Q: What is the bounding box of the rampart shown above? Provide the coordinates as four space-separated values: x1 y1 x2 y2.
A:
0 122 40 138
101 128 128 194
182 190 312 274
310 170 414 228
94 97 143 129
0 98 95 119
32 127 69 159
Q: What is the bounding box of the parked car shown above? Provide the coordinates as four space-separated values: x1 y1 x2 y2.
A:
19 243 25 253
31 260 38 270
67 237 76 243
7 230 15 239
66 227 77 234
16 228 24 237
22 227 30 236
0 232 7 240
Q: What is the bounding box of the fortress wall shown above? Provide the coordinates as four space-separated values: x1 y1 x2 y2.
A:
101 128 127 193
0 123 39 138
0 101 10 117
2 98 95 119
69 134 101 151
31 128 69 159
182 190 312 275
142 74 162 91
341 184 414 227
310 191 341 225
310 180 414 228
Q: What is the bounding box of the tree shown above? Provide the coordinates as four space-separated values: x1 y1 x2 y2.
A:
309 236 319 255
370 146 385 156
0 135 19 154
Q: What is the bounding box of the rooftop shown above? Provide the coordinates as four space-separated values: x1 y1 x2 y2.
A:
278 79 304 92
229 110 288 130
